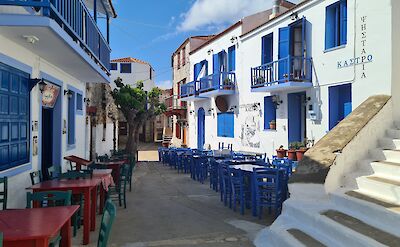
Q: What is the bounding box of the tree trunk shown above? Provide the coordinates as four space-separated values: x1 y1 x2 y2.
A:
126 122 135 155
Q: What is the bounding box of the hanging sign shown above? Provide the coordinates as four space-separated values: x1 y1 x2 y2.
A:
42 83 60 108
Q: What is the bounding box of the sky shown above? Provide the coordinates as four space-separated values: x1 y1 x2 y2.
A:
109 0 300 89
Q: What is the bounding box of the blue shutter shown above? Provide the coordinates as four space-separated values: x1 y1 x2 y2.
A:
213 54 219 74
262 34 273 65
194 63 202 80
228 46 236 71
264 96 276 130
340 0 347 45
325 4 337 49
225 112 234 138
217 113 224 137
278 27 291 81
67 92 76 145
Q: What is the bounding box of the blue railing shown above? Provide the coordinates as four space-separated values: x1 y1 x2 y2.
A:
0 0 111 72
180 81 197 98
251 56 312 88
199 72 236 93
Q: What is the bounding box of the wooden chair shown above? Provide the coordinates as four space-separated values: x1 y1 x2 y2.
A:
97 199 117 247
108 164 129 208
128 155 136 192
47 165 61 180
60 170 92 180
30 171 42 185
0 177 7 210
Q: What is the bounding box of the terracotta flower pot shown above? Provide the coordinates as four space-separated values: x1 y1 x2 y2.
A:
296 149 308 161
287 150 297 161
276 149 287 158
269 122 276 130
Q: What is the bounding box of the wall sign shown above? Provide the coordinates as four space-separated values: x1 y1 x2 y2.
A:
42 83 60 108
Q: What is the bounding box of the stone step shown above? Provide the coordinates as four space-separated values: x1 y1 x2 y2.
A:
370 149 400 163
378 137 400 150
356 176 400 204
386 128 400 139
370 161 400 179
287 229 327 247
284 200 384 247
322 210 400 247
330 190 400 237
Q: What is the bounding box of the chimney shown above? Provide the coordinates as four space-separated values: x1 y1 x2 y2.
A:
270 0 280 19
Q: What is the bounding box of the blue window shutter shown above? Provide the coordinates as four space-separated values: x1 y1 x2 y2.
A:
340 0 347 45
194 63 202 80
262 34 273 65
213 54 219 74
278 27 291 80
68 92 76 145
225 112 234 137
325 4 337 49
228 46 236 71
217 113 224 137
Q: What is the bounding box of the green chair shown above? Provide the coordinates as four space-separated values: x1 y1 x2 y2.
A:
0 232 3 247
30 171 43 185
108 164 129 208
0 177 7 210
128 156 136 192
26 191 73 245
47 165 61 180
97 199 117 247
60 170 92 180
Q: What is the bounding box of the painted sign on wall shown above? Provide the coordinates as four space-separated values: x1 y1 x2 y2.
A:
240 103 261 148
42 83 60 108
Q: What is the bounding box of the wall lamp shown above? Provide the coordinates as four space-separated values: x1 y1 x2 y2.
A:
230 36 238 44
84 97 91 105
229 105 237 111
189 110 195 115
290 12 299 20
64 89 73 98
207 49 214 55
272 95 283 107
208 108 214 113
29 78 46 93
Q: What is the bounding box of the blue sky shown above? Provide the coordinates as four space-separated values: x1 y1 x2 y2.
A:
109 0 298 89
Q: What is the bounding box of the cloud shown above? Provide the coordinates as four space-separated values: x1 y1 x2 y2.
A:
177 0 277 32
156 80 172 89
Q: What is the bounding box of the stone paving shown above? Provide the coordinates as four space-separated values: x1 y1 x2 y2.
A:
73 161 273 246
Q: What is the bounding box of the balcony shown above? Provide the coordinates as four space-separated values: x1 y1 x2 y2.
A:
180 72 236 101
164 95 187 117
0 0 112 83
251 56 313 93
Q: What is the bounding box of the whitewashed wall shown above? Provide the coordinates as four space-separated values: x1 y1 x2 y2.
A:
0 34 89 208
110 62 155 92
188 0 394 158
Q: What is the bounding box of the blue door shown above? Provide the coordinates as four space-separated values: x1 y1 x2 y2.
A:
329 83 352 130
262 34 273 65
197 108 205 149
278 27 291 81
288 92 306 143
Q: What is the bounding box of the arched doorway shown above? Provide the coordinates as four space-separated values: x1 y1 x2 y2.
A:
197 108 205 149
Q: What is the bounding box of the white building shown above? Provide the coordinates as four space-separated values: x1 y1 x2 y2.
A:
0 0 116 208
184 0 392 155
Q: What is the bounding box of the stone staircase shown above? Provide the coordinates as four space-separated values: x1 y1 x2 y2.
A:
257 124 400 247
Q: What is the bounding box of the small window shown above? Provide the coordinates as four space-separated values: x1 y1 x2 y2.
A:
217 112 234 138
325 0 347 50
76 93 83 111
182 47 186 66
110 63 117 70
120 63 131 73
264 96 276 130
67 91 76 145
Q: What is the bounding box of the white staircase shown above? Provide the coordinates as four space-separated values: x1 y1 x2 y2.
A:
256 124 400 247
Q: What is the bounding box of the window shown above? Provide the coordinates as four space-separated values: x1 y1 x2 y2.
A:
67 91 76 145
0 63 30 171
177 51 181 69
325 0 347 50
76 93 83 111
217 112 234 138
120 63 131 73
264 96 277 130
228 45 236 71
262 33 273 64
110 63 117 70
182 47 186 66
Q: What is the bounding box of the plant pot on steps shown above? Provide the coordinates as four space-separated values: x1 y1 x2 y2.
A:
287 150 297 161
296 149 308 161
276 149 287 158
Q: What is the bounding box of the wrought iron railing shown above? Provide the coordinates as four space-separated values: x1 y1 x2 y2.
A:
164 95 187 110
0 0 111 72
251 56 312 88
199 72 236 93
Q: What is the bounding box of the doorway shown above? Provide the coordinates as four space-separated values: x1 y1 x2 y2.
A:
288 92 307 144
41 108 53 180
197 108 205 149
329 83 352 130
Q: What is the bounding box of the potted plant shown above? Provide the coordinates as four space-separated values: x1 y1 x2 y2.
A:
223 78 233 89
287 142 298 161
276 145 287 158
296 141 308 161
256 76 265 84
269 120 276 130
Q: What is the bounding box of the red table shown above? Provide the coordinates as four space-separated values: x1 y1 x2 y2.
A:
0 206 79 247
29 179 98 245
64 155 93 171
96 160 127 184
92 169 114 213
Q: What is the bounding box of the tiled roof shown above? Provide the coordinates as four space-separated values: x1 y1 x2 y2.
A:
111 57 149 65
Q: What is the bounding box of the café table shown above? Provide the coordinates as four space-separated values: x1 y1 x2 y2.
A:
0 206 79 247
92 169 114 213
96 160 127 184
64 155 93 171
29 179 98 245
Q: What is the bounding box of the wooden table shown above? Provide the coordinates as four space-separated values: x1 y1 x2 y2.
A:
96 160 126 184
0 206 79 247
29 179 98 245
92 169 114 213
64 155 93 171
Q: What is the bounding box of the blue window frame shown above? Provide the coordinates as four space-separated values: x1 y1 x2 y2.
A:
329 83 352 130
261 33 273 65
76 93 83 111
0 63 30 171
120 63 131 73
325 0 347 50
67 91 76 145
110 63 117 71
217 112 234 138
264 96 276 130
228 46 236 71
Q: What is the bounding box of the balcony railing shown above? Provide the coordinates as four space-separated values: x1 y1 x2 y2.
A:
0 0 111 72
165 95 187 110
251 56 312 88
180 81 197 98
199 72 236 93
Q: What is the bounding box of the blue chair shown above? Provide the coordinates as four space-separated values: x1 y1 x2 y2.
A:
228 167 249 215
219 163 232 208
195 155 209 183
209 159 219 192
253 167 283 219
